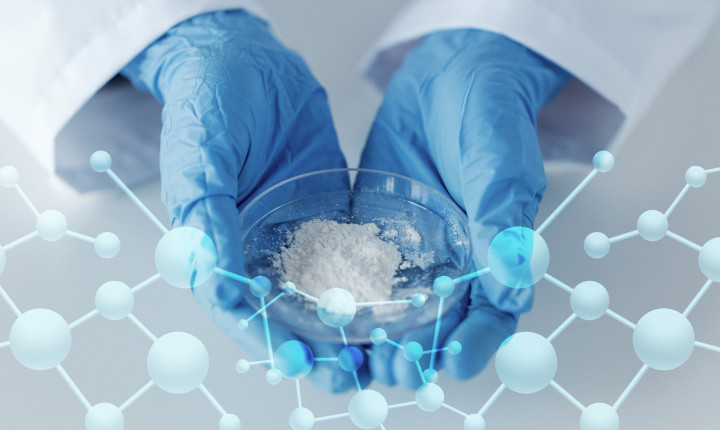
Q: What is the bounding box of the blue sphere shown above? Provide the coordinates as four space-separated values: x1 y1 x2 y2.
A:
370 328 387 345
338 346 364 372
433 276 455 298
403 342 424 362
250 276 272 298
275 340 314 379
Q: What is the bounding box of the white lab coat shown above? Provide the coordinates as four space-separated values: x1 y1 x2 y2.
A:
0 0 716 190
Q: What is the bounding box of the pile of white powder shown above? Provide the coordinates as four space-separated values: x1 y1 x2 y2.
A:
272 219 429 303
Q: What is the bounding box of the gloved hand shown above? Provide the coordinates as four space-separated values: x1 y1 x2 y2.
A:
121 10 367 392
360 29 571 388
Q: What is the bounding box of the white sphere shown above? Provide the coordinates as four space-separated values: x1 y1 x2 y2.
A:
94 233 121 259
495 332 557 394
289 408 315 430
487 227 550 289
593 151 614 173
10 308 72 370
147 332 209 394
571 281 609 320
636 210 667 241
85 403 124 430
90 151 112 173
155 227 217 289
36 210 67 241
699 238 720 282
580 403 619 430
0 166 19 187
415 383 444 412
633 308 694 370
235 359 250 374
218 414 241 430
317 288 357 328
464 414 486 430
0 245 6 275
348 390 388 429
95 281 134 320
584 232 610 259
685 166 707 188
266 369 283 385
85 403 125 430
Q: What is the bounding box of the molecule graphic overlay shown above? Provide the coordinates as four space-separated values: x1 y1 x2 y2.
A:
3 150 719 429
227 151 720 430
0 155 241 430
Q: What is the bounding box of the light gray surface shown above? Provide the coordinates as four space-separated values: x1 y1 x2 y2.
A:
1 1 720 429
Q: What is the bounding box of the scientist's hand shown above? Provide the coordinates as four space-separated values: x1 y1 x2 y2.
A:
121 10 364 392
360 29 571 387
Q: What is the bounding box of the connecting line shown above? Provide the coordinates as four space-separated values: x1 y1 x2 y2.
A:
314 357 339 362
537 169 598 234
13 185 40 217
120 380 155 411
247 293 286 322
56 365 92 410
246 359 272 366
295 380 303 408
314 412 350 422
214 267 251 285
69 309 99 330
442 403 469 417
294 289 318 302
605 309 636 330
428 296 446 371
259 297 276 369
613 364 649 410
684 279 714 317
0 284 22 316
0 340 9 349
3 231 38 251
706 167 720 174
609 230 639 244
105 169 168 234
695 341 720 353
385 339 403 349
357 299 412 307
198 384 227 416
547 314 578 343
339 327 362 392
388 401 417 410
131 273 162 294
423 347 449 355
550 380 585 411
666 231 702 252
543 273 574 294
415 362 427 385
65 231 95 244
478 384 506 416
127 314 158 342
665 184 690 217
453 267 491 285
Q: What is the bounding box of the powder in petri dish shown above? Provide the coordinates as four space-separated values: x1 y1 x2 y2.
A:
273 219 415 303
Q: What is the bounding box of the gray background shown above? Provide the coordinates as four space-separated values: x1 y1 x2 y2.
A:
2 1 720 429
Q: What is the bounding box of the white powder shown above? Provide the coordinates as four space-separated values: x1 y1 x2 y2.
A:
272 219 420 303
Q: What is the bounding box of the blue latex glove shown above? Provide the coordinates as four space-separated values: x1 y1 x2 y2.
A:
121 10 367 392
359 29 571 388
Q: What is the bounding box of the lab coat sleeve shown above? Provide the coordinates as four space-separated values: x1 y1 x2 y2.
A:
0 0 267 191
361 0 718 168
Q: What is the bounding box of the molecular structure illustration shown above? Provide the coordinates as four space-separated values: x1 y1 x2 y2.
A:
0 152 243 430
1 149 719 430
227 151 720 430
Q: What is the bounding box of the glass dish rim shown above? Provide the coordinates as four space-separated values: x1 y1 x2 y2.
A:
238 167 468 222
